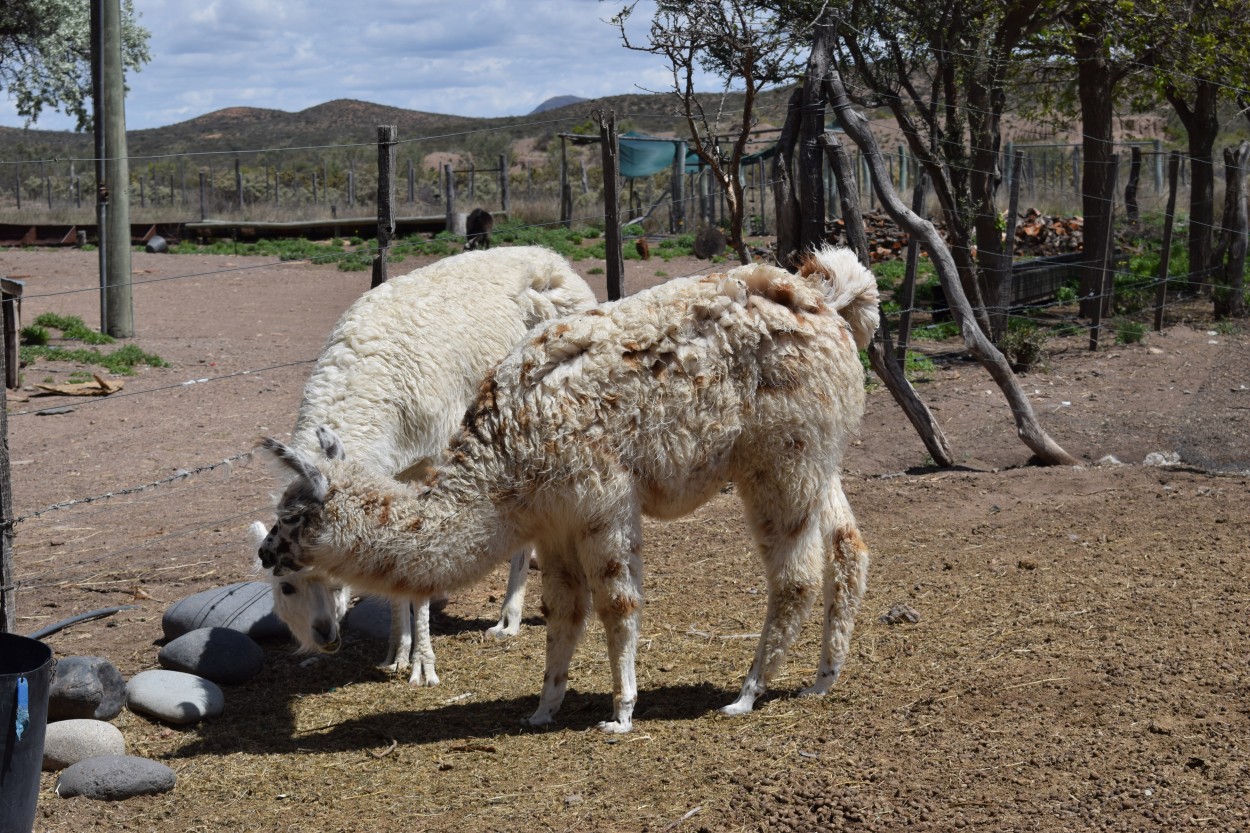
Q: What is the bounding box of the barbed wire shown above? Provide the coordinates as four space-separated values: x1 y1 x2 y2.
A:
6 451 255 528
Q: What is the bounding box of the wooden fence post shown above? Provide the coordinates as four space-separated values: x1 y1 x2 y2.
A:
373 125 396 290
672 140 687 233
895 170 928 364
1126 146 1142 224
499 153 509 213
757 158 768 234
599 112 624 301
0 322 14 633
1090 155 1120 351
234 158 243 210
407 159 415 205
993 151 1025 343
559 136 571 229
198 172 206 221
443 163 456 234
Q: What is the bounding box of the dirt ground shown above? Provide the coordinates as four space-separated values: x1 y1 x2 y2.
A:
2 245 1248 833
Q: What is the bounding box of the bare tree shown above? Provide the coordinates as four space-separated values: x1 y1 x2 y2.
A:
613 0 805 264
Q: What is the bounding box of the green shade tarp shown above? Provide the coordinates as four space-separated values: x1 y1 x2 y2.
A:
618 132 703 178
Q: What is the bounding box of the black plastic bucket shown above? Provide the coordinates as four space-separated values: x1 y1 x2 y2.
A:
0 633 53 833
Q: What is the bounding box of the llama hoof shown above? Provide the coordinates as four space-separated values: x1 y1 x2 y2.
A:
486 620 521 639
378 659 411 675
718 699 756 717
524 711 555 728
408 669 440 687
596 719 632 734
798 681 833 699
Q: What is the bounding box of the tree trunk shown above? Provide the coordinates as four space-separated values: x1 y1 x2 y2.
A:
967 76 1008 341
821 132 955 468
799 15 835 254
1125 146 1142 225
1213 141 1249 319
824 77 1081 467
772 88 803 269
1166 80 1220 290
1074 28 1116 319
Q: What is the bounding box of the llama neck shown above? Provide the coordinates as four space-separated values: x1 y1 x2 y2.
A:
314 441 520 600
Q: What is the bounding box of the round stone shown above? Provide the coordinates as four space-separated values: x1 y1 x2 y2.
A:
126 670 224 725
47 656 126 722
157 627 264 685
43 719 126 771
55 755 175 800
161 581 289 641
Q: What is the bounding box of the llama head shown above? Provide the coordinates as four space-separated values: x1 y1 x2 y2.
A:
249 521 349 654
256 426 344 575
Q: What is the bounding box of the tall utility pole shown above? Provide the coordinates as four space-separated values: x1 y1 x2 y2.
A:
92 0 133 337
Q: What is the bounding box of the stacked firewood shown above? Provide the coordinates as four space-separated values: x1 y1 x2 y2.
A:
823 209 1085 261
1011 209 1084 256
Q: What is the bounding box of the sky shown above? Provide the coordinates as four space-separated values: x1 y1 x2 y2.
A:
0 0 715 133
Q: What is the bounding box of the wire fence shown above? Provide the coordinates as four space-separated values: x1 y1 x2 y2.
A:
1 103 1247 634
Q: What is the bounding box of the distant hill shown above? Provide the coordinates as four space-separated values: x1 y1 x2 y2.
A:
0 90 798 167
529 96 589 115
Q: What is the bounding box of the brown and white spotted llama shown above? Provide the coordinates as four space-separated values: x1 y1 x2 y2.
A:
257 245 876 733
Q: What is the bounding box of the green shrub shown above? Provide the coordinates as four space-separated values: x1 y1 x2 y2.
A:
20 325 49 346
1000 323 1049 371
904 351 937 380
1114 320 1147 345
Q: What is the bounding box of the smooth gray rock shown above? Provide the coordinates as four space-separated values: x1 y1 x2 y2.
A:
344 595 450 641
43 719 126 771
47 656 126 721
157 627 264 685
55 755 175 800
343 595 391 640
162 581 289 641
126 670 224 725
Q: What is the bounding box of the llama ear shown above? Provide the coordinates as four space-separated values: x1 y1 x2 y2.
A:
260 438 329 500
316 425 346 460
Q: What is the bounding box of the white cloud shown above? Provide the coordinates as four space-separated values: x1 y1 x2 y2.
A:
1 0 726 132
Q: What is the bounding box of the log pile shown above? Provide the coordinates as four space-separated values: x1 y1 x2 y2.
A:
823 209 1085 261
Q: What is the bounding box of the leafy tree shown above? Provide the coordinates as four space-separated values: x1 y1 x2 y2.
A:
0 0 150 130
1132 0 1250 291
800 0 1063 339
612 0 806 264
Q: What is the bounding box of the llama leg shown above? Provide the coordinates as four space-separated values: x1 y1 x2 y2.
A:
407 598 440 687
526 556 589 727
722 497 823 716
380 599 413 674
585 525 644 733
801 485 869 698
488 547 531 638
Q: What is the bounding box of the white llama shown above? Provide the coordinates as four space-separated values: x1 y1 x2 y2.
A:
260 246 596 685
257 245 877 732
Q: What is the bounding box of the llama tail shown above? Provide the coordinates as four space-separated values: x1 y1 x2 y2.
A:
516 248 598 327
798 245 881 350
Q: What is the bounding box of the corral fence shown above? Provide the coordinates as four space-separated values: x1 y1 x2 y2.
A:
0 109 1246 634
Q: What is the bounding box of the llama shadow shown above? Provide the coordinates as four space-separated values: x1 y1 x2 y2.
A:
430 608 545 635
167 643 730 759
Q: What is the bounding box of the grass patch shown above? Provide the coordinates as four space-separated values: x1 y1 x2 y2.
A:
19 312 167 376
31 313 114 345
168 223 702 269
21 344 168 375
